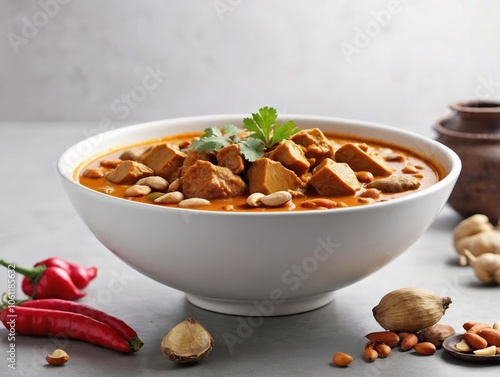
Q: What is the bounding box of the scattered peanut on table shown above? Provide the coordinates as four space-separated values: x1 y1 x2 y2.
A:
332 352 354 367
46 349 69 366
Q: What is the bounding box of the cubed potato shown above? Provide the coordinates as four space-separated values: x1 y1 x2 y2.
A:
267 140 310 176
139 143 186 181
247 158 304 195
308 159 361 196
107 160 154 185
335 143 393 177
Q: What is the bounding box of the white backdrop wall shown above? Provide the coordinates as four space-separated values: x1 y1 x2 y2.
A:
1 0 500 136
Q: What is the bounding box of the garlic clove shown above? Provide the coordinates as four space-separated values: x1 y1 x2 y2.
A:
465 250 500 285
453 214 494 243
455 339 473 352
473 345 497 356
161 317 214 363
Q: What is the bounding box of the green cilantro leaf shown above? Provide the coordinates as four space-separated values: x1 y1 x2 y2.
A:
239 137 265 162
271 120 301 146
221 124 240 137
243 106 278 146
187 107 301 161
188 127 231 152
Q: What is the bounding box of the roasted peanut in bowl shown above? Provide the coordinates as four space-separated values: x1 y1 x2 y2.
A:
57 108 461 316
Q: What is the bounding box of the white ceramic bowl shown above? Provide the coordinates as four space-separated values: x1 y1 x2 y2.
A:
57 115 461 316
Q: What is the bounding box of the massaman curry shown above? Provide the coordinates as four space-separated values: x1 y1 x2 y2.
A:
77 108 443 212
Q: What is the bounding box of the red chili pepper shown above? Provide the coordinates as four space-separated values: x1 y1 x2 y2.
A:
0 306 134 353
21 267 86 300
20 299 143 351
0 259 86 300
34 258 97 289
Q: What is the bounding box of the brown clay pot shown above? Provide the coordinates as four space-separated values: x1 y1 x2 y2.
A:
434 100 500 222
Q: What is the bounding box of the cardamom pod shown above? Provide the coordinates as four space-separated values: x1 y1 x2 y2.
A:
372 287 452 333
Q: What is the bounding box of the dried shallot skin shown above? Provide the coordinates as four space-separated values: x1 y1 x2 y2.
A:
418 324 456 348
372 287 452 333
161 318 214 363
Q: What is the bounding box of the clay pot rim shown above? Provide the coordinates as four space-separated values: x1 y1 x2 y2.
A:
450 100 500 114
435 100 500 140
434 121 500 140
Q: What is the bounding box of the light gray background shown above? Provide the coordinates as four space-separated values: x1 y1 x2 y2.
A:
1 0 500 136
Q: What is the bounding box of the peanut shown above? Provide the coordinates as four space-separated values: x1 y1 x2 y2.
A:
384 153 405 162
124 185 151 197
82 166 104 179
100 159 123 168
413 342 436 355
260 191 292 207
364 347 378 362
374 342 391 358
478 328 500 347
467 323 490 334
398 332 411 340
359 188 380 199
357 197 374 204
365 331 400 348
46 349 69 365
247 193 265 207
400 333 418 351
402 165 419 174
493 322 500 331
167 178 182 192
154 191 184 204
355 171 374 183
301 198 337 209
462 321 481 331
464 332 488 350
119 149 142 161
137 176 169 191
178 198 211 208
332 352 353 367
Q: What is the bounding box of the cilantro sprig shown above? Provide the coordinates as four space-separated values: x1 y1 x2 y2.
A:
188 124 240 152
188 107 301 162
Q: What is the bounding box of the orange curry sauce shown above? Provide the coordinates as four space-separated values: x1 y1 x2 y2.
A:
77 132 443 212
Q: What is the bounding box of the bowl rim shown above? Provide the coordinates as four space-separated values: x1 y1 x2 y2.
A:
57 113 462 217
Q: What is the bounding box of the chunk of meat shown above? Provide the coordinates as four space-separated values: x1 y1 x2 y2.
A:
216 144 245 175
267 140 310 176
290 128 334 166
182 160 247 200
366 175 421 193
308 158 361 196
335 143 392 177
181 149 212 176
247 158 304 195
138 143 186 181
107 160 154 185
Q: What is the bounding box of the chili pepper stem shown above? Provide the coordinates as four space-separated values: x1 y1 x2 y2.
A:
0 292 29 310
129 336 144 352
0 259 47 299
0 259 47 283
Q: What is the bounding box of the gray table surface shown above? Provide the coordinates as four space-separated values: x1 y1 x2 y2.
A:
1 122 499 376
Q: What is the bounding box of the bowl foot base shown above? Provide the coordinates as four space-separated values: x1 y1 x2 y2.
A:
185 292 335 316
